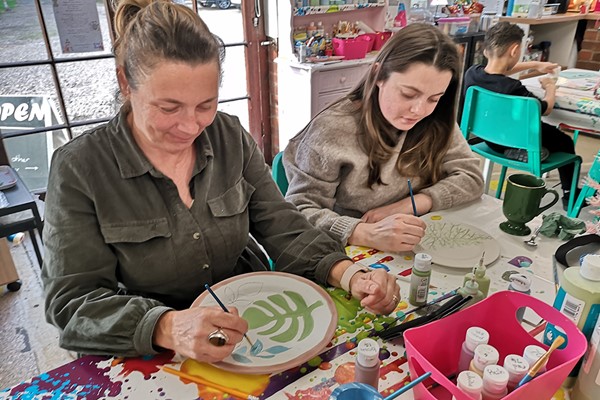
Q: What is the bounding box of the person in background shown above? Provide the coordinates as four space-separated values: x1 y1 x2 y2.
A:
283 24 484 253
464 21 579 210
42 0 399 362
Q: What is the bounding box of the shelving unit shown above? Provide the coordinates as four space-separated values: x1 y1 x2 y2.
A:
276 0 389 150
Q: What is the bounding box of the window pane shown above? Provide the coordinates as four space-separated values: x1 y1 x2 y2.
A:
56 58 119 123
0 0 48 63
198 7 243 43
218 99 249 132
221 44 248 101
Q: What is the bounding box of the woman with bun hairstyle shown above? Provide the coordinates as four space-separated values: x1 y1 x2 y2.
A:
42 0 400 361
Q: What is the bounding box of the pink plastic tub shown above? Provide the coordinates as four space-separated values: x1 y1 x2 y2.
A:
373 31 392 50
332 37 370 60
404 291 587 400
359 33 376 53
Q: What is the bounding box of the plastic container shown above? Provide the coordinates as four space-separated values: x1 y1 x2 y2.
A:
571 317 600 400
357 33 375 53
332 37 370 60
437 17 470 36
404 291 588 400
355 338 380 389
372 31 392 50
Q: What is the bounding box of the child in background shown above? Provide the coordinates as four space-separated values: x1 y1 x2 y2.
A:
464 22 580 210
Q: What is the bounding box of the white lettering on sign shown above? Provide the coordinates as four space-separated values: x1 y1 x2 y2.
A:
0 101 49 123
11 154 31 163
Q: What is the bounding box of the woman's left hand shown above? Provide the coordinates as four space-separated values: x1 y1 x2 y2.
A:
536 62 559 74
349 268 401 315
362 200 412 223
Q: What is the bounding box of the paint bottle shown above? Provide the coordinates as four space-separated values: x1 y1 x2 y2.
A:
507 274 532 323
7 232 24 245
409 253 432 307
470 344 500 378
571 317 600 400
463 261 490 298
544 254 600 386
481 365 509 400
522 345 547 375
452 370 483 400
355 338 380 389
458 326 490 373
503 354 530 392
458 278 485 308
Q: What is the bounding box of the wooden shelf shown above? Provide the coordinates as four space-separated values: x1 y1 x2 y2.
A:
293 3 385 16
500 11 600 25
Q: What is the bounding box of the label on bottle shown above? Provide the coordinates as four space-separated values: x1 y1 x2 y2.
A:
415 276 429 303
582 318 599 374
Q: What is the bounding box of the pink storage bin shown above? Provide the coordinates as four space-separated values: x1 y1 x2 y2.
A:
332 37 370 60
404 291 587 400
358 33 376 53
373 31 392 50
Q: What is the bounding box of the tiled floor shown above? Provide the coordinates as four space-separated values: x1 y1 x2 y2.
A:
0 132 599 391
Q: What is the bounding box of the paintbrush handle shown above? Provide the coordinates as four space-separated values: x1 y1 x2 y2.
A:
204 284 255 347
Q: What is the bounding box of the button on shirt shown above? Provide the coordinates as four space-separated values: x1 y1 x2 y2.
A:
42 109 349 356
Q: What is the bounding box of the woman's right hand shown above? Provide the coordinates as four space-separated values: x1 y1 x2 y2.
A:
349 213 426 252
153 306 248 363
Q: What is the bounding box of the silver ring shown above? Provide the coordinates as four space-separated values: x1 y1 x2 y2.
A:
392 294 400 305
208 328 229 347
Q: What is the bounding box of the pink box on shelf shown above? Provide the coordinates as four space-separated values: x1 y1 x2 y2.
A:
373 31 392 50
332 36 371 60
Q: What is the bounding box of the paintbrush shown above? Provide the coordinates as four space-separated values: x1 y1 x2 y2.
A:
383 289 461 328
516 336 565 388
163 366 259 400
204 284 255 349
383 371 432 399
407 179 418 216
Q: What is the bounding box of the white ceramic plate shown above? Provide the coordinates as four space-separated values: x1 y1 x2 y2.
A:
193 271 337 374
414 219 500 269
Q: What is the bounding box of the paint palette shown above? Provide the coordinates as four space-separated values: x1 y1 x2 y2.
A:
414 219 500 269
193 271 337 375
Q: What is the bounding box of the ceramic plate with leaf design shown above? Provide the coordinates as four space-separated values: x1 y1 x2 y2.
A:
414 219 500 269
193 271 337 374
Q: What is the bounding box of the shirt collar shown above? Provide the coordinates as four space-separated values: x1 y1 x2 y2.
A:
107 106 214 179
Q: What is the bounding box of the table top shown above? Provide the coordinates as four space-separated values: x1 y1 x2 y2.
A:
0 195 567 400
521 68 600 133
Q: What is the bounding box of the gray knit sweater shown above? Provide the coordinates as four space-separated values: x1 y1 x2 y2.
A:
283 99 484 244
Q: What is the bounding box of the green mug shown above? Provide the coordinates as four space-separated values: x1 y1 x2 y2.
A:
500 174 559 236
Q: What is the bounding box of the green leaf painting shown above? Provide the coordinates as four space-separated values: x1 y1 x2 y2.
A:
242 290 324 343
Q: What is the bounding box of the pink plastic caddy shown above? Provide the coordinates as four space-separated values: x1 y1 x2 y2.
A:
404 291 587 400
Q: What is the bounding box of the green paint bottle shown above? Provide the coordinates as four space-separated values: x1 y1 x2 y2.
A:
463 262 491 298
409 253 432 307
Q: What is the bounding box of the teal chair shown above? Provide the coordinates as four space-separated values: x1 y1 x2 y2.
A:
272 151 289 195
568 148 600 218
461 86 581 214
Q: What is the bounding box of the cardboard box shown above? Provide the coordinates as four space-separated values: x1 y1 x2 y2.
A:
0 238 19 286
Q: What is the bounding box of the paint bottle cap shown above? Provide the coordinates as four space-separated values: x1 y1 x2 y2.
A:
509 274 531 292
463 278 480 295
482 365 509 391
465 326 490 352
473 344 499 371
523 345 547 372
456 370 483 395
580 254 600 281
413 253 432 273
357 338 380 368
502 354 529 380
474 263 487 278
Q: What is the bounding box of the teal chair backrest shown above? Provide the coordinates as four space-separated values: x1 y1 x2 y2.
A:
272 152 289 195
460 86 544 173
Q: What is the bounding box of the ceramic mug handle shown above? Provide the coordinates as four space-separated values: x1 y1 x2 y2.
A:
537 188 559 215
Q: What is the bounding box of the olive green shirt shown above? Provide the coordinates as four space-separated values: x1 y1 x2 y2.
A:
42 108 349 357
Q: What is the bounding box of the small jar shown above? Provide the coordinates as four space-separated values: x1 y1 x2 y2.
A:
481 365 509 400
503 354 529 392
523 344 547 374
469 344 499 377
453 370 483 400
458 327 490 373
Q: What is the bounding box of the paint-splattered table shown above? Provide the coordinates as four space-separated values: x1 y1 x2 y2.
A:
522 68 600 134
0 196 566 400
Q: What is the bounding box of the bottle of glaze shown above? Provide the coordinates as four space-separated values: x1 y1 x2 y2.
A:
354 338 380 389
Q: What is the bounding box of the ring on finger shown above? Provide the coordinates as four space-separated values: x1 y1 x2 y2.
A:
391 294 400 305
208 328 229 347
